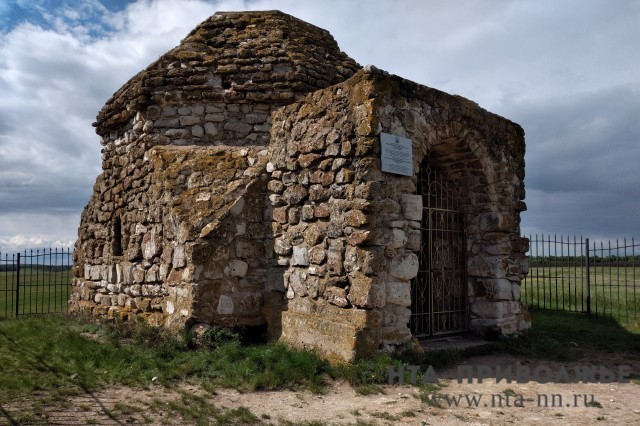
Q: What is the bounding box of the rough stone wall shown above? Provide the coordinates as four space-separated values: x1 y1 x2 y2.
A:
71 143 270 329
71 10 360 329
71 11 529 363
94 11 359 147
268 69 529 361
367 70 530 337
267 71 388 361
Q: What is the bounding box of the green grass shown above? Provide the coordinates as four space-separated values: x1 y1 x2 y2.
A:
0 315 331 403
522 266 640 327
0 268 71 318
1 309 638 422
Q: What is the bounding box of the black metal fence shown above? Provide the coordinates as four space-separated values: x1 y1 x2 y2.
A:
522 235 639 323
0 248 73 318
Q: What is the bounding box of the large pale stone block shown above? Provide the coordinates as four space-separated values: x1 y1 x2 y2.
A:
291 246 309 266
480 278 513 300
385 280 411 306
470 299 509 319
389 253 419 280
89 265 103 281
172 245 186 268
228 259 248 277
142 232 160 261
217 295 234 314
391 229 407 249
288 269 308 297
400 194 423 221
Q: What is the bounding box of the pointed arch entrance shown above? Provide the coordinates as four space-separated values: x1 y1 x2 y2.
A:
410 160 468 338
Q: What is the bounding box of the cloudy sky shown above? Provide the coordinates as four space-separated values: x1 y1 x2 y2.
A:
0 0 638 252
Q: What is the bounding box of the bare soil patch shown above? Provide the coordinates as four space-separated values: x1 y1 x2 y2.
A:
3 353 639 425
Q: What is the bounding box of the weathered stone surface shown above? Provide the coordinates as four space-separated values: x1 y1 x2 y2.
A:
478 278 514 300
391 228 407 249
327 239 345 275
385 281 411 306
400 194 422 221
291 246 309 266
72 10 527 363
325 286 349 307
347 272 385 309
283 185 308 204
308 245 326 264
344 210 368 227
228 260 248 277
142 232 160 261
389 253 419 280
274 238 292 256
172 246 186 268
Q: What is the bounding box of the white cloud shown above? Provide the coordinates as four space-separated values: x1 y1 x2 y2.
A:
0 0 221 251
0 0 639 251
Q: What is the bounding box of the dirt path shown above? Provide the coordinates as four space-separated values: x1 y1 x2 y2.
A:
3 354 640 425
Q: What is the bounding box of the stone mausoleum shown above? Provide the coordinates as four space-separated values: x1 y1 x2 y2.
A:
71 11 530 362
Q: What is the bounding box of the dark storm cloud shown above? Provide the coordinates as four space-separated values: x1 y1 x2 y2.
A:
507 85 640 238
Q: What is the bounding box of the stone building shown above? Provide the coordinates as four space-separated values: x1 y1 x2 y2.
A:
71 10 530 362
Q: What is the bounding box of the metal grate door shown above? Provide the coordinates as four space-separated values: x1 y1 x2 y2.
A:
410 163 468 338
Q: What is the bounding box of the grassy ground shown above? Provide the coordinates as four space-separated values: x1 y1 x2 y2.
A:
0 310 638 423
522 266 640 326
0 268 71 318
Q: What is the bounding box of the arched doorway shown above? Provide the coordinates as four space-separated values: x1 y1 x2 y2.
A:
410 161 468 338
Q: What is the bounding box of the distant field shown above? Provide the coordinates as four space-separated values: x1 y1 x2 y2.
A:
522 266 640 325
0 268 72 318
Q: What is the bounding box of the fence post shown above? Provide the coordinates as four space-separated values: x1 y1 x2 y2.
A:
585 238 590 315
15 253 20 317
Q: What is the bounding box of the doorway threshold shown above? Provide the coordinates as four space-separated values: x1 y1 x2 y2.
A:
420 335 490 352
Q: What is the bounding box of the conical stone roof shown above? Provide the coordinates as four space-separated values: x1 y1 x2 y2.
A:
95 10 361 136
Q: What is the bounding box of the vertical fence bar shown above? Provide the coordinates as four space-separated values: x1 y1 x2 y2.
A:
34 250 39 314
574 235 579 312
553 234 557 309
1 253 6 317
52 248 57 313
615 239 620 321
560 234 565 311
608 240 613 319
624 238 628 322
15 253 20 317
47 249 51 313
531 234 544 308
599 241 604 316
542 234 546 309
585 238 590 315
633 238 637 321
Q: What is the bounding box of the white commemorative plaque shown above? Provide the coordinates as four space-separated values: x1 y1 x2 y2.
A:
380 132 413 176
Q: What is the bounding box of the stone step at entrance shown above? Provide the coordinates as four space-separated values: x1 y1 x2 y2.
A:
420 335 490 352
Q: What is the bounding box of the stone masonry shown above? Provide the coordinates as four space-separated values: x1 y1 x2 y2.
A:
71 11 530 362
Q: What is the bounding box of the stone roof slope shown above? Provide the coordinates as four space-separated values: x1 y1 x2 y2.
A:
147 144 268 243
95 10 361 136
